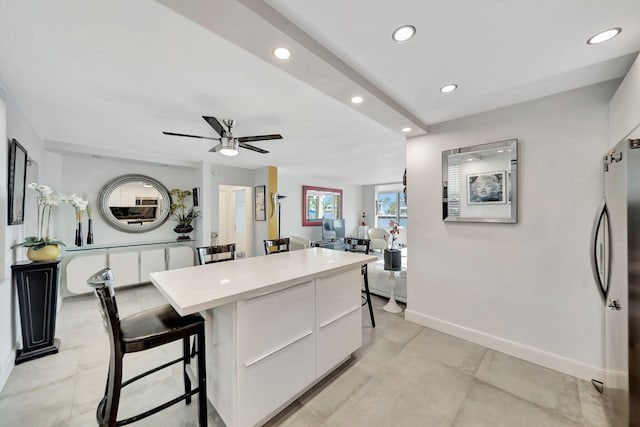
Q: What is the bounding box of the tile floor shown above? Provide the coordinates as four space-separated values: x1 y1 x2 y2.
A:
0 284 610 427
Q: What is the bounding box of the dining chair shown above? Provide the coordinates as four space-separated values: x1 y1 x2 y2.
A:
344 237 375 327
264 238 290 255
196 243 236 265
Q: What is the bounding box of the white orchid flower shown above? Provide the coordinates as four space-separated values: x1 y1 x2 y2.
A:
27 182 38 190
45 193 63 206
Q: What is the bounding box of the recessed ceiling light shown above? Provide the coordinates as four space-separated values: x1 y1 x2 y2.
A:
587 28 621 45
440 84 458 93
392 25 416 42
466 158 474 162
273 47 291 60
401 127 412 133
351 96 363 104
497 149 504 153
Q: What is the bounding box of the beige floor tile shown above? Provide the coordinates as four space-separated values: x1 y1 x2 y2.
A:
352 336 404 376
577 379 611 427
0 377 74 427
475 350 582 422
300 365 372 420
407 328 487 375
453 382 581 427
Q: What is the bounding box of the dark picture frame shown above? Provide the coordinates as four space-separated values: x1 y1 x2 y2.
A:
467 171 506 205
255 185 266 221
8 139 27 225
192 187 199 207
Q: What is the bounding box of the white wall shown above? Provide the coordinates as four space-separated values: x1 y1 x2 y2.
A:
0 84 48 392
405 81 617 381
55 154 199 247
277 171 364 242
609 53 640 147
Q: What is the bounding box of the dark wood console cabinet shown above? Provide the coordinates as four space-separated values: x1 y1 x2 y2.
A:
11 260 61 364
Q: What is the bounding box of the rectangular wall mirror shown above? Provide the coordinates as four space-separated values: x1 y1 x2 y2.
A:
442 139 518 223
302 185 342 226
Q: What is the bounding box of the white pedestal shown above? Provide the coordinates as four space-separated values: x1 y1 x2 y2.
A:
383 271 403 313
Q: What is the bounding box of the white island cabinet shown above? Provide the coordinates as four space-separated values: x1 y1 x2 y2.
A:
150 248 376 427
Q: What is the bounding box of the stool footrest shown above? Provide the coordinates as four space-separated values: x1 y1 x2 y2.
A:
115 388 201 426
121 356 183 387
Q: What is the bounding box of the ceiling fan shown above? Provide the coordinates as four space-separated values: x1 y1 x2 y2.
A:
163 116 282 156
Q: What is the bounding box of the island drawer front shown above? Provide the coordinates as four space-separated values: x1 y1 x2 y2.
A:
237 333 315 427
316 307 361 377
315 268 362 377
237 281 315 366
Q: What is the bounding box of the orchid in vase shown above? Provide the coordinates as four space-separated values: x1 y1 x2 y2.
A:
12 183 88 261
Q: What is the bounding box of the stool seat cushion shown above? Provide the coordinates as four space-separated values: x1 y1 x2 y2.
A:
120 304 204 352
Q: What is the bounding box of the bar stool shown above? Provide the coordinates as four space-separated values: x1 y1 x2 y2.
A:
344 237 376 327
87 268 207 427
264 237 290 255
196 243 236 265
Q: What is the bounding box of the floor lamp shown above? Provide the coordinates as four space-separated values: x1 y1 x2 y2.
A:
277 195 286 238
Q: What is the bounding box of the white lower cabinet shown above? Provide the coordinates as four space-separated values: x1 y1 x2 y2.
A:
64 242 195 294
209 266 362 427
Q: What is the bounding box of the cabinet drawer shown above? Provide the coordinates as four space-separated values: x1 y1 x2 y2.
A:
237 333 315 427
316 268 361 324
140 248 166 281
66 253 108 294
237 281 314 365
316 307 362 377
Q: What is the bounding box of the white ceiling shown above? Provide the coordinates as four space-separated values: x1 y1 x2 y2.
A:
0 0 639 185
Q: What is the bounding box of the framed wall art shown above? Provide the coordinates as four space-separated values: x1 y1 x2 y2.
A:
8 138 27 225
467 171 506 205
255 185 266 221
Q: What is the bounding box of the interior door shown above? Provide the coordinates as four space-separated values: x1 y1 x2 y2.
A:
219 185 253 258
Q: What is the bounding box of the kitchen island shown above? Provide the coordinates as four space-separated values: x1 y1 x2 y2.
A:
150 247 377 427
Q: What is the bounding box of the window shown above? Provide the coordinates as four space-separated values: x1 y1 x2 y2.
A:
376 190 407 228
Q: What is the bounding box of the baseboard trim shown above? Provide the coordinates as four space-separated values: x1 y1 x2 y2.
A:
404 309 603 382
0 347 14 393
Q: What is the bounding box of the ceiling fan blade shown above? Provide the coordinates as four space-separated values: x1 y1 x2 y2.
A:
202 116 225 137
209 143 223 153
239 142 269 154
163 131 220 141
237 134 283 143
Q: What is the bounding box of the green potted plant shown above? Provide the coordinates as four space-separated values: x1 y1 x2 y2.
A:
169 188 201 240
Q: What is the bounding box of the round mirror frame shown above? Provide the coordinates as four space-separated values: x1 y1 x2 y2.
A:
98 174 171 233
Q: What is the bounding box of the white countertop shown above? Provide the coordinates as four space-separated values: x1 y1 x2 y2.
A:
150 247 377 316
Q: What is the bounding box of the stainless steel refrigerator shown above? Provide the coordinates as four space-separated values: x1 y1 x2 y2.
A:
591 136 640 426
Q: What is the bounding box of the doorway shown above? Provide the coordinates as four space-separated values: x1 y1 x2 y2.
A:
218 185 252 258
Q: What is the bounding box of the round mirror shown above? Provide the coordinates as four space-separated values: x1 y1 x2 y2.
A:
98 174 171 233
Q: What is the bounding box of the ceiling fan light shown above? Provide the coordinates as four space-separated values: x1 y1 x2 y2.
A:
220 139 239 156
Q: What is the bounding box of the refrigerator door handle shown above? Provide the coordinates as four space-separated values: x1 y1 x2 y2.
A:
590 199 609 301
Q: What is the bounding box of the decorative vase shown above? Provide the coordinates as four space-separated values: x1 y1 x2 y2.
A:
173 225 193 241
383 248 402 271
75 222 83 247
27 244 60 262
87 219 94 245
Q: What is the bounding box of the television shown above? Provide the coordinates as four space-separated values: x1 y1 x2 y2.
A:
322 218 345 241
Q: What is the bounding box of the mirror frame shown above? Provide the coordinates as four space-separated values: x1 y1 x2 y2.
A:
98 174 171 233
442 139 518 223
302 185 343 226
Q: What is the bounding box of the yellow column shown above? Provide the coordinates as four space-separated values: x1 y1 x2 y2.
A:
267 166 278 239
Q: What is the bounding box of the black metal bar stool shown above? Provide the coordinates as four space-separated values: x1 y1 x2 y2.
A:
344 237 376 327
87 268 207 427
